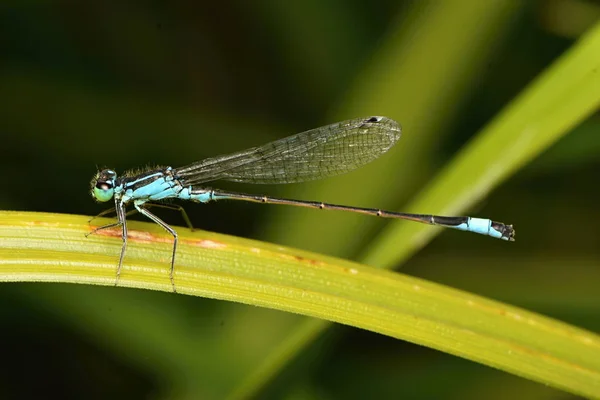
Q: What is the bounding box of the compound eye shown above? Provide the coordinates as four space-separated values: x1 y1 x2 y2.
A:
93 183 114 202
92 170 116 202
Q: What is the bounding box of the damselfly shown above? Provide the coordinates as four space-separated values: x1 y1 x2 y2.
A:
89 116 514 292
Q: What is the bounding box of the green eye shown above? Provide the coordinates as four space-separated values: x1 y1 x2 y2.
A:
93 182 114 202
92 169 117 202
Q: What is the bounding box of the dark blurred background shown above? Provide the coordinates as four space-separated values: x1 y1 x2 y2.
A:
1 1 599 399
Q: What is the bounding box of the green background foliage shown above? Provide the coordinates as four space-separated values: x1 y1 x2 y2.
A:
1 1 599 399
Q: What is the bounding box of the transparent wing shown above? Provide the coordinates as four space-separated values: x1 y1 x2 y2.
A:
174 116 401 185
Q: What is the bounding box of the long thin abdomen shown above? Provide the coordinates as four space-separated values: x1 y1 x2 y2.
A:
194 189 515 241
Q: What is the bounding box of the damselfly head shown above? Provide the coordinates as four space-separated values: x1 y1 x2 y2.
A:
91 169 117 202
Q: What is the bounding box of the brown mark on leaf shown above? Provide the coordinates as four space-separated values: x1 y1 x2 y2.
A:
90 226 227 249
184 238 227 249
92 227 167 244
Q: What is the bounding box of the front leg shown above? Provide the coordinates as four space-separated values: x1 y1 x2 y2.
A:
115 199 128 286
85 215 122 237
85 199 128 287
86 196 127 238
